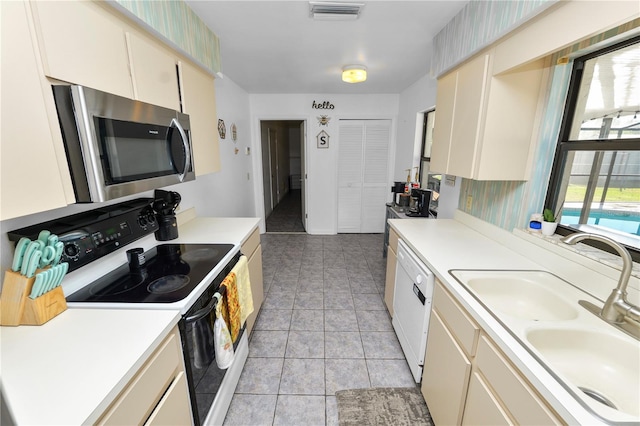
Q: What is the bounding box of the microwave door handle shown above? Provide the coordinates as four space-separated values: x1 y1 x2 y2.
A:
170 118 191 182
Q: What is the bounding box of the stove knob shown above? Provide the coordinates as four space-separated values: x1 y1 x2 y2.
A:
64 243 80 259
147 212 156 223
138 216 147 227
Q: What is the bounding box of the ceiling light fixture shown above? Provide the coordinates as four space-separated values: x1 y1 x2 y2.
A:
342 65 367 83
309 1 364 21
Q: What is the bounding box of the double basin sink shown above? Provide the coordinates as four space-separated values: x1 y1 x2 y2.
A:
449 269 640 424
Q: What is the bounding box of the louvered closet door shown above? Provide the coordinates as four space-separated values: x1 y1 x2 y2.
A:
338 120 391 233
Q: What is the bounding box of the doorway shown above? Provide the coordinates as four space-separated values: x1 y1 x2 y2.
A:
260 120 306 233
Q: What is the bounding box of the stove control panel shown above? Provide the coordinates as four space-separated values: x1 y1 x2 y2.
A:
8 198 159 273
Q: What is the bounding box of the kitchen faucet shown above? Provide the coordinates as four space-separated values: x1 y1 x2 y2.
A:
561 233 640 328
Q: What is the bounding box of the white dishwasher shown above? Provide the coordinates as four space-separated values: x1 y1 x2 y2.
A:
392 240 435 382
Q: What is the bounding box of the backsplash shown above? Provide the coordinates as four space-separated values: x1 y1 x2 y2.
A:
112 0 220 74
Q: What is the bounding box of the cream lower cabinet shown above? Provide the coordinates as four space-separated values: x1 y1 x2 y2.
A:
384 227 399 315
98 327 192 425
242 226 264 335
463 372 512 426
421 280 562 425
421 281 477 425
469 335 562 425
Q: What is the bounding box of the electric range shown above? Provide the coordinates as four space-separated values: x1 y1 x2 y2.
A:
9 198 249 425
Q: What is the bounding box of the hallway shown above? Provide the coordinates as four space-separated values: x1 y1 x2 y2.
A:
266 190 305 233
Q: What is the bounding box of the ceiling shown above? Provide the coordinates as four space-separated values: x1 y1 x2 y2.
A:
185 1 468 94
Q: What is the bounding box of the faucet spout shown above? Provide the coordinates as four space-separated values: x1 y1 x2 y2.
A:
561 232 635 324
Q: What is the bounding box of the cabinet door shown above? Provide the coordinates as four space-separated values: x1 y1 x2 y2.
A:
145 372 192 425
430 70 457 174
1 1 72 220
242 228 264 335
476 335 562 425
30 1 133 99
462 372 513 426
448 54 490 179
126 32 180 111
178 61 221 175
98 331 182 425
421 310 471 426
384 243 397 315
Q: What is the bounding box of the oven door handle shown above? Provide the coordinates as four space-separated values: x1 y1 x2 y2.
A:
185 296 218 323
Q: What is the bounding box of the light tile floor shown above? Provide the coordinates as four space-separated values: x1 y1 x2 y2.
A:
223 233 418 426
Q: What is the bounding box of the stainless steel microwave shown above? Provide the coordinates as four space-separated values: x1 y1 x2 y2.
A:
52 85 195 203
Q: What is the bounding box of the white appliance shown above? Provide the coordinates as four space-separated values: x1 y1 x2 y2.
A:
392 240 435 382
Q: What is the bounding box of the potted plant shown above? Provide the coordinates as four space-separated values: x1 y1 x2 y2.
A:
541 208 558 236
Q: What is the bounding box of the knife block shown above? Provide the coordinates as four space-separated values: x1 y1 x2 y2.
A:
0 270 67 326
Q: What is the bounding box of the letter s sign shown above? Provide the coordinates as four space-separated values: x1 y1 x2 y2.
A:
316 130 330 149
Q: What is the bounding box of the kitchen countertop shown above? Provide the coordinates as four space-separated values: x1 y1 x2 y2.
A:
389 213 639 425
176 216 260 246
0 308 180 425
2 215 261 425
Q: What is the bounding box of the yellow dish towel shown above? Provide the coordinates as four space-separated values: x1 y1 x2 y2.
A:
232 255 254 326
221 274 241 343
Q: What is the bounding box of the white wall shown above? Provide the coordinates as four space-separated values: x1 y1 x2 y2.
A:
394 74 438 182
249 94 399 234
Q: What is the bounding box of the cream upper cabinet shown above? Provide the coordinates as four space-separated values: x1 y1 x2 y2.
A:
126 32 181 111
429 70 457 174
1 1 74 221
30 0 133 99
178 61 221 176
430 50 545 180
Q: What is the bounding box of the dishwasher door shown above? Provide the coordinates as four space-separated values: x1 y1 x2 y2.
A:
392 240 435 382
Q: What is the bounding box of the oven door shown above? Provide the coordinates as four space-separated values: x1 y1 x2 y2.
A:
179 279 247 425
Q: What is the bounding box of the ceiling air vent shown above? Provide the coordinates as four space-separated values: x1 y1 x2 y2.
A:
309 1 364 20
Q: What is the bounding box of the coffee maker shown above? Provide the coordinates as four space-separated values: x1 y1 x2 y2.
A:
152 189 181 240
390 181 406 206
407 188 432 217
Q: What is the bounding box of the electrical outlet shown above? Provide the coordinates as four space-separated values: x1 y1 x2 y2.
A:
466 195 472 211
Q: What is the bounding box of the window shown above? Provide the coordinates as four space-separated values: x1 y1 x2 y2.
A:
546 36 640 259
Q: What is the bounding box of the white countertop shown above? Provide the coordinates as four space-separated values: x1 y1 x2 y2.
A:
2 215 261 425
0 308 180 425
176 216 260 246
389 215 638 425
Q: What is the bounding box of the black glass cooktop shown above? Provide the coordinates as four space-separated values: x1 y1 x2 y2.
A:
66 243 234 303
